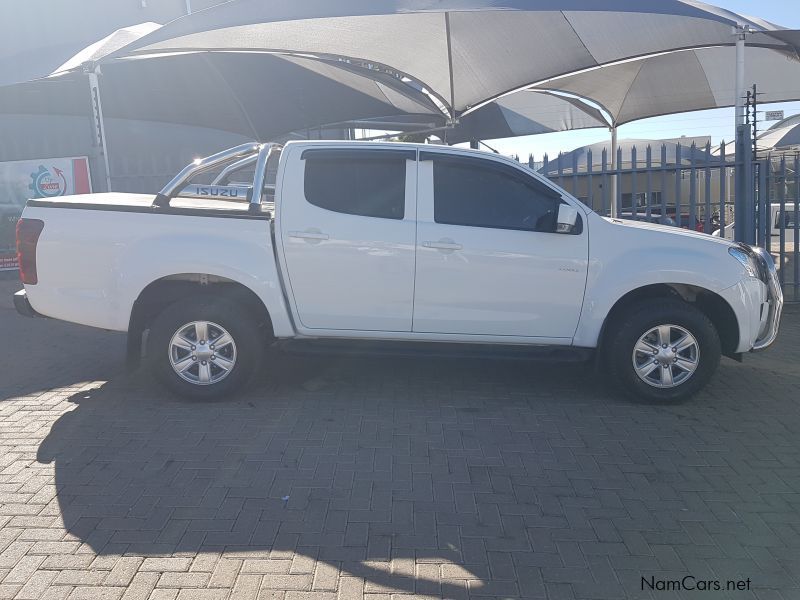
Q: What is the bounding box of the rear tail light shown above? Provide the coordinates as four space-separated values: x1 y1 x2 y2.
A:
695 220 704 233
16 218 44 285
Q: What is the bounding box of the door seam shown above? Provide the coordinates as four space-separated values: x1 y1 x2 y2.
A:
411 149 420 332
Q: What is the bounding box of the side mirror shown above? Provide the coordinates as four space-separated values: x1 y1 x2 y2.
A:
556 203 579 234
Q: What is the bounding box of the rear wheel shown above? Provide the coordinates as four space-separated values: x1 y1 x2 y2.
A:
606 299 721 402
146 297 261 400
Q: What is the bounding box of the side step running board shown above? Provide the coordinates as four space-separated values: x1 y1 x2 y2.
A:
273 339 594 363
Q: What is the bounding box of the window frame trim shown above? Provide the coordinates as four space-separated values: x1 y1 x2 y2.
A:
301 148 417 161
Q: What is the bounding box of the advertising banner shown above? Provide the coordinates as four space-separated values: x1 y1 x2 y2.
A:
0 157 92 270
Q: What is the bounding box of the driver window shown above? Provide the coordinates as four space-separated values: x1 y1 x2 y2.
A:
431 156 561 232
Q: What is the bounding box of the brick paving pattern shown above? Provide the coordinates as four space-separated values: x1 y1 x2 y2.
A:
1 276 799 599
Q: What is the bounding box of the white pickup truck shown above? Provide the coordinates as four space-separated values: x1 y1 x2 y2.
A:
14 141 783 402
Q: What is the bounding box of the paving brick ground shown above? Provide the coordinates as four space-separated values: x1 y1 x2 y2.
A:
1 275 799 599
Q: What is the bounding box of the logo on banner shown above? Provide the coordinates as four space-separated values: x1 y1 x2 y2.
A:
29 165 68 198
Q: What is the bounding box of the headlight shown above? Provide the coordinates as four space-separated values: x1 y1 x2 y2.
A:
728 246 758 278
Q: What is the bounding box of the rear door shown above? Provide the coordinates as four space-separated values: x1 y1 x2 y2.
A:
413 152 588 340
278 145 417 332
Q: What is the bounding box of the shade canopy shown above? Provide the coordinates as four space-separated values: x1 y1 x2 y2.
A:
758 122 800 152
0 18 612 145
0 50 441 142
768 114 800 131
532 45 800 126
108 0 792 118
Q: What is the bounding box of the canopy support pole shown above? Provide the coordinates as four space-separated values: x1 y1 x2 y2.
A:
610 124 618 218
444 12 457 124
87 67 113 193
734 25 749 127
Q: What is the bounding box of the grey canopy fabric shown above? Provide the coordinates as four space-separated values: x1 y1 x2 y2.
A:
0 51 440 141
108 0 791 118
53 22 162 74
445 90 608 143
532 45 800 126
351 90 608 142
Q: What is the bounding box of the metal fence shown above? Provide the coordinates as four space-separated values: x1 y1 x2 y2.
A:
760 154 800 301
524 140 799 301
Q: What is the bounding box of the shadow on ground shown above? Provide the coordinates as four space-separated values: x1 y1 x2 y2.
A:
33 335 800 598
1 278 126 399
35 353 620 597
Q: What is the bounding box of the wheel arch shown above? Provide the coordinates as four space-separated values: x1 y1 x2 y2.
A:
127 274 274 368
596 283 740 360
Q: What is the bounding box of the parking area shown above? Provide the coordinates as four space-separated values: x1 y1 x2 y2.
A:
1 276 799 600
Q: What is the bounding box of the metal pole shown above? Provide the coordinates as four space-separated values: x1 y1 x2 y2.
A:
87 68 113 193
185 0 192 14
610 125 618 218
734 25 747 128
752 84 758 158
735 124 754 244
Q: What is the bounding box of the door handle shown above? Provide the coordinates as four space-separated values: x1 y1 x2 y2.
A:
289 230 330 241
423 240 462 251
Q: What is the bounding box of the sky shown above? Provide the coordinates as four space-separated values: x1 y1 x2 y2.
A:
466 0 800 160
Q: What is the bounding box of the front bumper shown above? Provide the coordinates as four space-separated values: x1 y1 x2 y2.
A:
750 246 783 351
13 289 42 318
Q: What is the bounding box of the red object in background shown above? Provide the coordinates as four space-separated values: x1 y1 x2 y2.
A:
16 218 44 285
668 212 704 233
72 158 91 194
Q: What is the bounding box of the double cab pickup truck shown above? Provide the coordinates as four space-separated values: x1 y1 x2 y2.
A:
14 141 783 402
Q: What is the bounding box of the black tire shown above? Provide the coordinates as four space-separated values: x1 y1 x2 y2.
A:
146 296 262 400
606 299 721 402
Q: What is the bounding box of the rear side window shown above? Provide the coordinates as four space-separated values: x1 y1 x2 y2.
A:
430 155 561 232
303 151 407 219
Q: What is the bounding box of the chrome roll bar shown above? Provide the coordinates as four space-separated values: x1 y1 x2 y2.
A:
211 154 258 185
250 144 276 209
153 142 283 208
154 143 259 206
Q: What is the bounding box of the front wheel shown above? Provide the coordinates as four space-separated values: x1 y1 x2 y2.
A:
606 300 721 402
146 297 261 400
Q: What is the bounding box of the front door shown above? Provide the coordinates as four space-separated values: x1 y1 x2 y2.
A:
279 146 417 332
413 152 588 340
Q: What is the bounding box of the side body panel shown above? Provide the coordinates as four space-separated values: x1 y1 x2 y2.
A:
413 152 589 340
22 205 295 336
274 144 417 332
573 212 763 350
